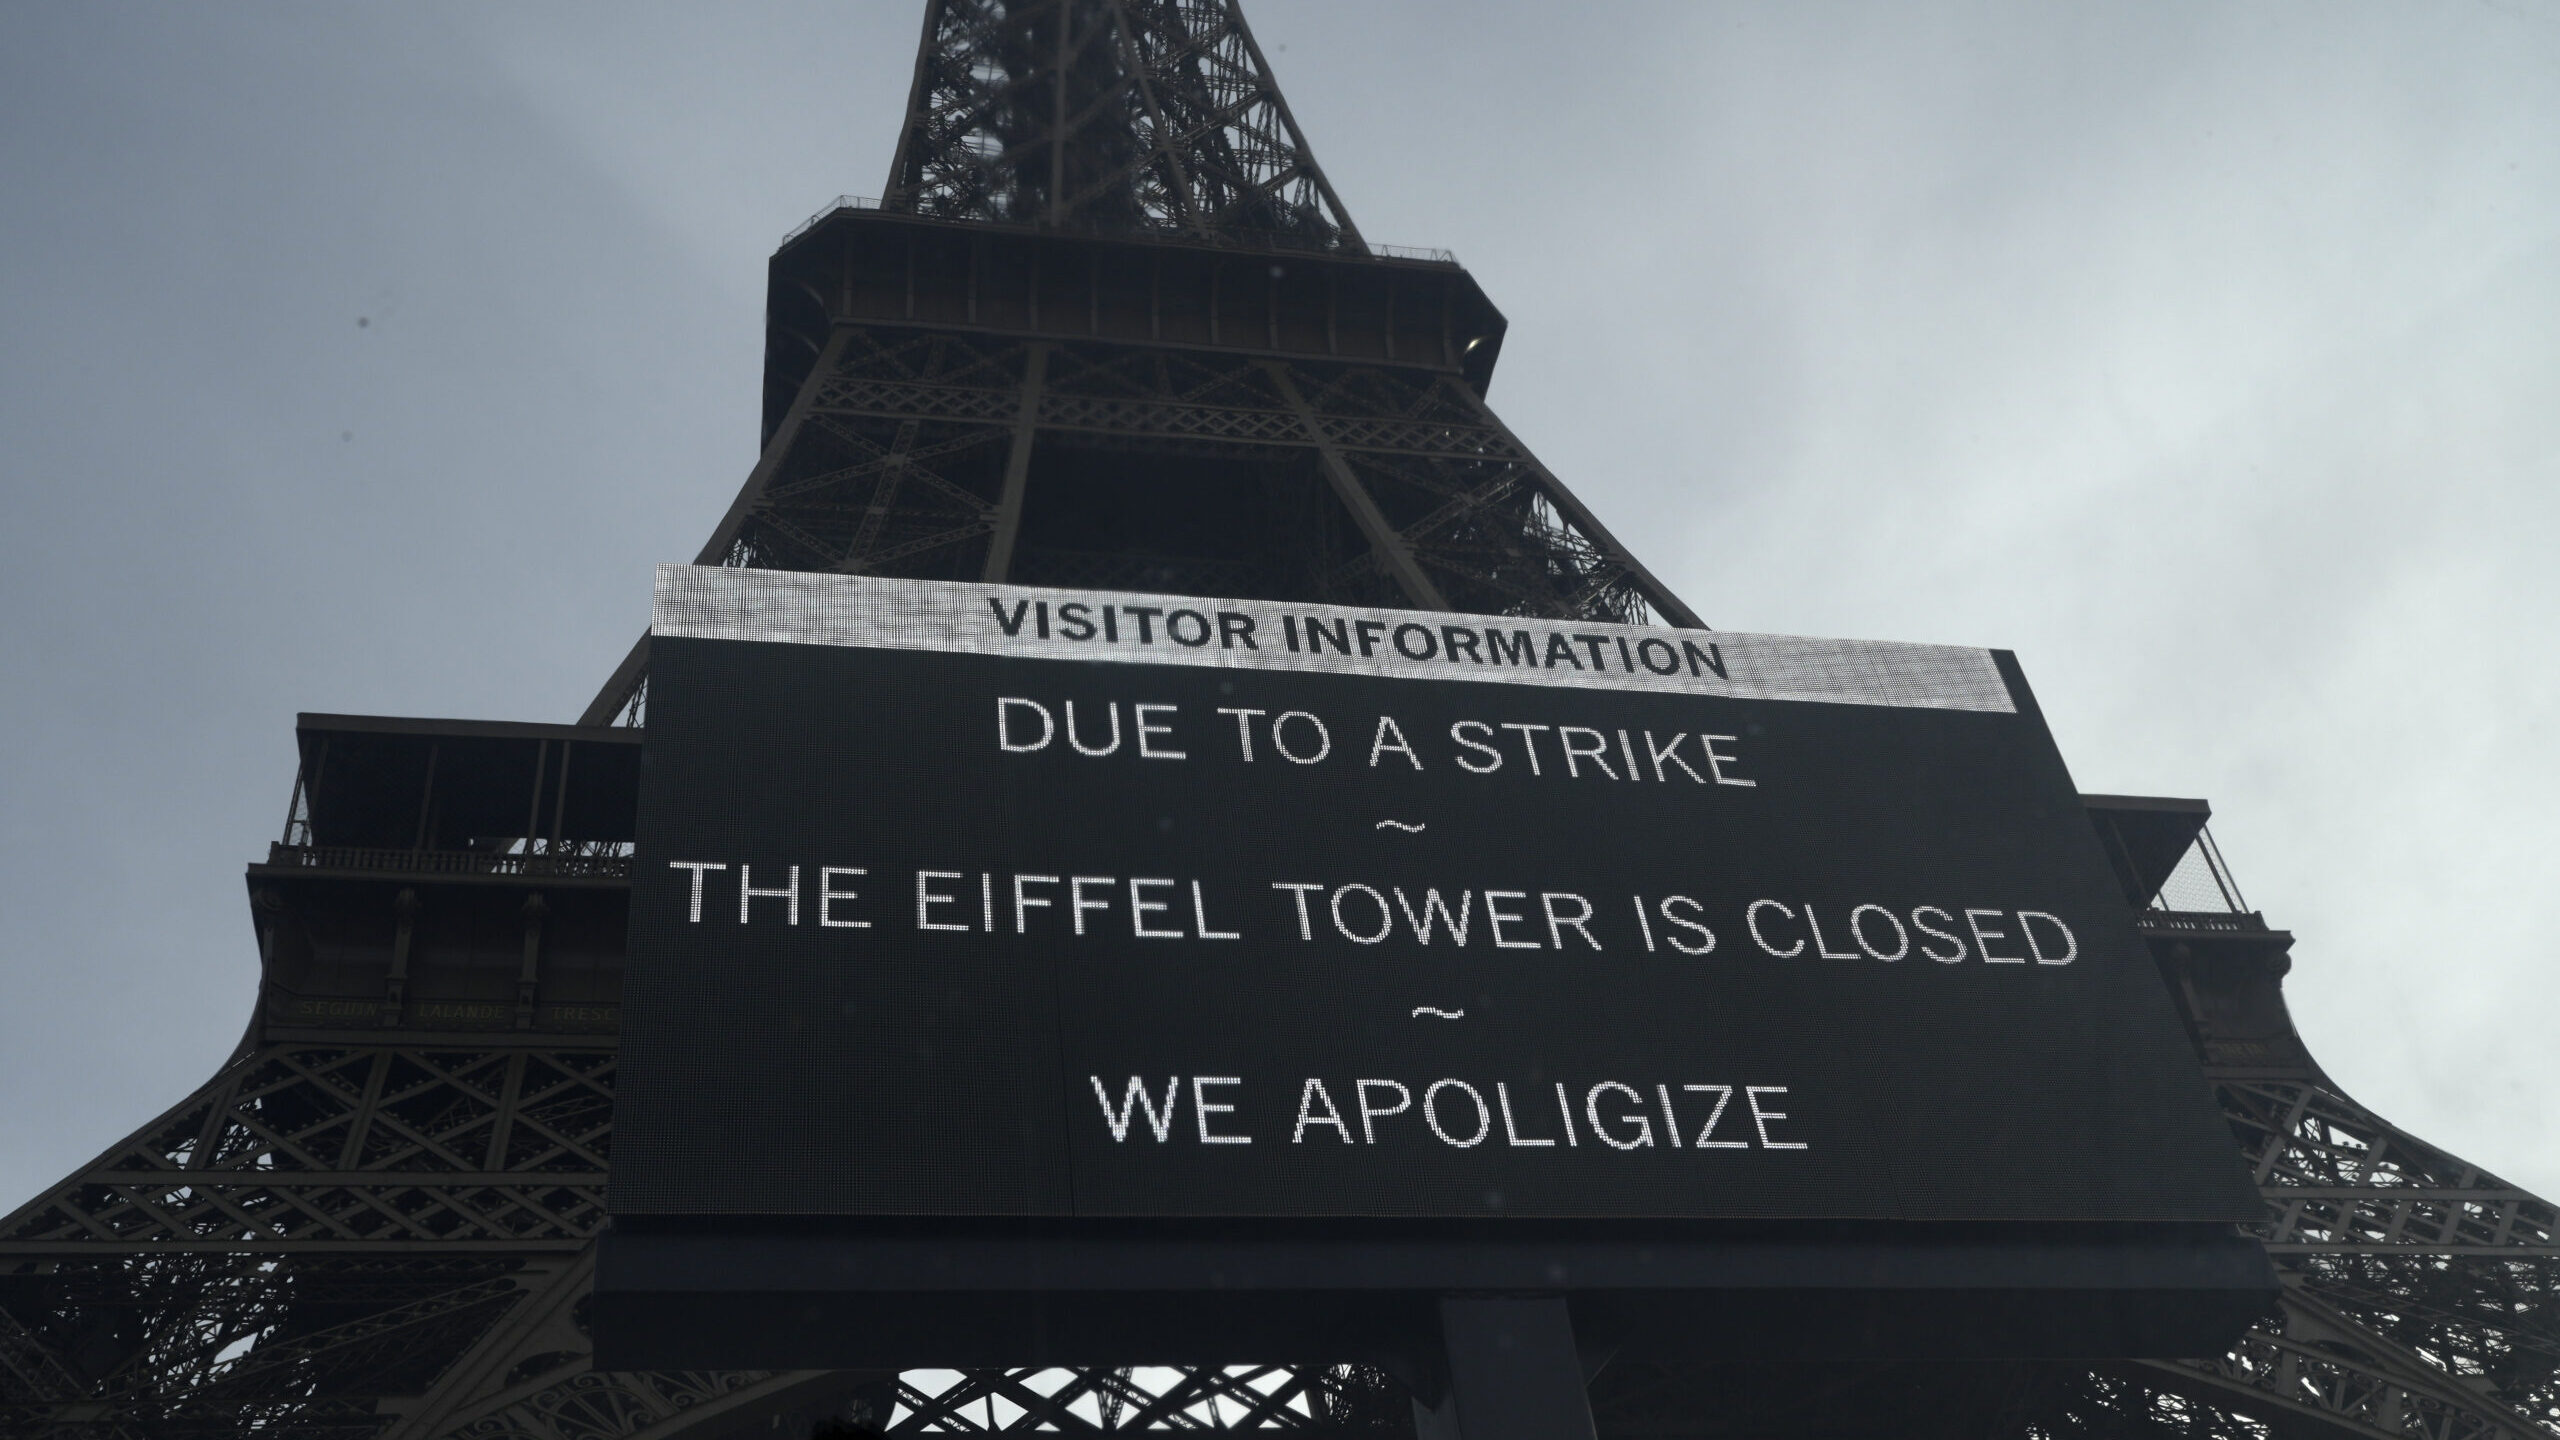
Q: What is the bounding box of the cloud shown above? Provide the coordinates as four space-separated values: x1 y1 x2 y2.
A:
1 0 2552 1204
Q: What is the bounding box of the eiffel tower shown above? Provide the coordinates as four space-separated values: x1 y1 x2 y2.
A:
3 3 2551 1437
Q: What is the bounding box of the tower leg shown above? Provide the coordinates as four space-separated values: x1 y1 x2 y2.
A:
1412 1296 1598 1440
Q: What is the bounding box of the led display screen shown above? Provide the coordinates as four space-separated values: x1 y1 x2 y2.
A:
609 565 2260 1223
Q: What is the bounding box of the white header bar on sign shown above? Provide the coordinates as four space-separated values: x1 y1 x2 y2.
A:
651 565 2016 713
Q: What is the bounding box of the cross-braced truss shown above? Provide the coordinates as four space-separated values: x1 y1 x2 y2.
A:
883 1364 1409 1434
581 314 1693 726
729 325 1667 621
15 3 2556 1435
885 0 1361 251
6 897 2554 1438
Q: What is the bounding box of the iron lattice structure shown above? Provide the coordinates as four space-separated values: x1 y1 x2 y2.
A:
883 0 1360 248
577 0 1697 728
6 2 2555 1437
728 327 1664 617
576 261 1698 726
6 839 2554 1438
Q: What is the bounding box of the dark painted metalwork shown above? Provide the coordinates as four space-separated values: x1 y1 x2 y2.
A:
6 3 2552 1436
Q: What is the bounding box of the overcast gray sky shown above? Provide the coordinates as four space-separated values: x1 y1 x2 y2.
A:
2 1 2554 1207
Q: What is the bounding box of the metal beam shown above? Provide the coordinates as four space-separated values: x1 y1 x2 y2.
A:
1267 361 1450 610
981 342 1050 582
577 324 858 727
1442 382 1705 629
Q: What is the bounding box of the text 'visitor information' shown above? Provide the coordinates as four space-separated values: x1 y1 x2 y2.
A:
609 566 2260 1224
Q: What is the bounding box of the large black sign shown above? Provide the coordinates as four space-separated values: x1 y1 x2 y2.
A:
610 566 2260 1224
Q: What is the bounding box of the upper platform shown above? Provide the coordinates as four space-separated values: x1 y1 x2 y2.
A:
762 202 1508 447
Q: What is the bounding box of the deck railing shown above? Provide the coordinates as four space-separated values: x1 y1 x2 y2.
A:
263 844 632 881
779 193 1458 266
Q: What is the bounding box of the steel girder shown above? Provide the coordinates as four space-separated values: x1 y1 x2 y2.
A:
881 1365 1409 1434
2125 1067 2560 1439
4 922 2557 1437
15 4 2554 1434
883 0 1361 252
0 1036 855 1440
576 319 1698 727
0 1037 611 1438
739 324 1678 621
